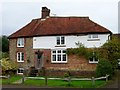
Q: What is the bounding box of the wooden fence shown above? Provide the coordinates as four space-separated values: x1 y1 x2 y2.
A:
22 74 109 86
0 75 10 84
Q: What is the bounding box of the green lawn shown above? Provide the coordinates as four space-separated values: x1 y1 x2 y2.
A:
24 79 106 88
0 76 22 84
0 76 107 88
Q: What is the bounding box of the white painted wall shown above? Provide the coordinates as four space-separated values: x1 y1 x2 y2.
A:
33 34 110 49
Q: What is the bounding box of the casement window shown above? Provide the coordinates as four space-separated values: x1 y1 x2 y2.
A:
17 68 24 74
51 49 67 63
87 34 100 41
56 36 65 45
88 34 99 39
17 52 24 62
89 52 99 63
17 38 24 47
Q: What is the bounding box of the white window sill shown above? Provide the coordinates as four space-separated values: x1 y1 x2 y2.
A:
17 46 24 48
51 61 67 63
55 45 66 47
89 61 98 64
17 61 24 63
87 39 100 41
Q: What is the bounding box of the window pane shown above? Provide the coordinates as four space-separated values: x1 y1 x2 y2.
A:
18 68 24 73
57 37 60 45
63 54 66 61
61 36 65 44
17 39 20 46
58 55 61 61
88 35 91 38
57 50 61 53
90 57 93 61
53 55 56 61
94 57 98 61
18 53 20 61
52 50 56 53
21 38 24 46
92 35 98 38
21 53 24 61
62 50 66 53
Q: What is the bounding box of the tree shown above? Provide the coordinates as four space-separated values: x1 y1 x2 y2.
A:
0 36 2 51
100 37 120 70
96 59 113 77
2 35 9 52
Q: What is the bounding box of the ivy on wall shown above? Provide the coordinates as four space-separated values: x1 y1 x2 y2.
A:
66 43 100 61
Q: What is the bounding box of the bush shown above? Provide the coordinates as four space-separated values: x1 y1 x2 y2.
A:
0 58 18 75
66 44 87 57
64 72 70 78
95 59 113 77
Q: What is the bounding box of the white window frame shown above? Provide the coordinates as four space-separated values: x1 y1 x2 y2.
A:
51 49 67 63
17 52 24 62
88 34 99 39
56 36 65 46
17 68 24 74
17 38 24 47
89 58 99 64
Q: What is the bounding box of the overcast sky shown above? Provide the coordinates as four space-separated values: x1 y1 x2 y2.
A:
1 0 119 36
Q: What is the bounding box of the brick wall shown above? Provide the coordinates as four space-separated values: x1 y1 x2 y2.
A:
9 38 35 69
9 38 97 76
44 52 97 71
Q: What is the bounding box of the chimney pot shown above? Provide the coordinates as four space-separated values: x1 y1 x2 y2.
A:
41 7 50 19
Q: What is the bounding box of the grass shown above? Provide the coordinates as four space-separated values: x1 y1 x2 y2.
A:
24 79 106 88
0 76 107 88
0 75 22 84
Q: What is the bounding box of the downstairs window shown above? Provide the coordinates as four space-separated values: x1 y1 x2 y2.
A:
51 49 67 63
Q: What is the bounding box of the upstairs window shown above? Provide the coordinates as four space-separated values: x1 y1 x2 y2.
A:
88 35 98 39
17 38 24 47
88 34 100 41
51 49 67 63
56 36 65 45
17 52 24 62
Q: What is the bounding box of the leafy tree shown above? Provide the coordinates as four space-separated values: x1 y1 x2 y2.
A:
0 36 2 51
2 35 9 52
96 59 113 77
100 37 120 70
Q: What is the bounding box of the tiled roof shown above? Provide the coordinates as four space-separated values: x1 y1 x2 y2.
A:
9 17 112 38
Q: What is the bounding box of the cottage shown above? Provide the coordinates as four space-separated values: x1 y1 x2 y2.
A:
9 7 112 75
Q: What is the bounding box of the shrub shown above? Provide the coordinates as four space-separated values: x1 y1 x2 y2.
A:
64 72 70 78
95 58 113 77
0 58 18 75
66 44 87 57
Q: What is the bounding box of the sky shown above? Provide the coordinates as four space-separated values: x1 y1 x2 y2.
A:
1 0 120 36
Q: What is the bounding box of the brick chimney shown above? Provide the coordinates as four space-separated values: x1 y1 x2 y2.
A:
41 7 50 19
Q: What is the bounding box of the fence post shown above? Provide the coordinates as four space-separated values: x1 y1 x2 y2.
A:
92 77 95 86
106 74 109 82
43 67 47 86
7 74 10 84
68 76 71 86
22 75 25 84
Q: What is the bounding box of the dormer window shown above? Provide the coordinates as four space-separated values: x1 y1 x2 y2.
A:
17 38 24 47
56 36 65 45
